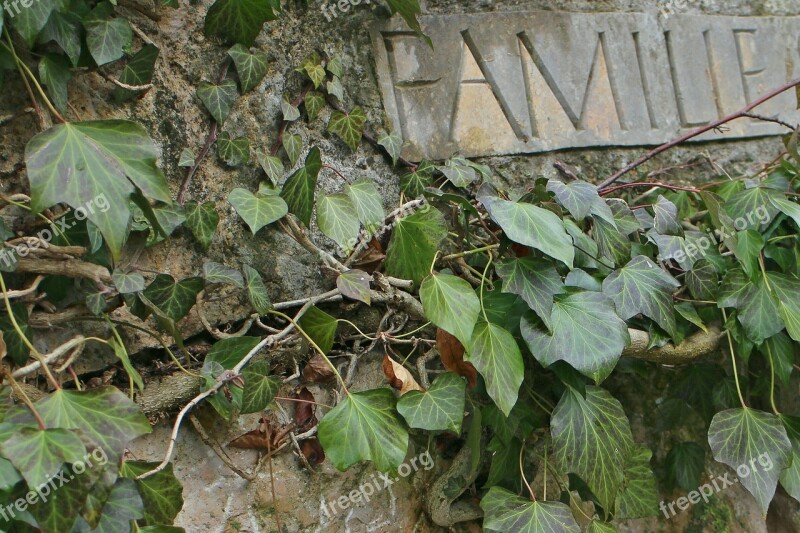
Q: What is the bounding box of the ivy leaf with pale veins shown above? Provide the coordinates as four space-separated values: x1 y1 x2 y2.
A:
723 187 780 230
653 195 682 236
551 386 634 512
204 0 281 46
602 256 681 338
217 131 250 167
282 132 302 166
229 188 288 234
83 4 133 66
197 79 238 124
345 180 385 235
378 132 403 165
76 478 143 532
0 428 86 489
184 201 219 250
397 373 465 433
708 408 792 514
11 0 61 47
495 257 563 331
114 44 159 103
178 148 196 167
227 44 268 92
281 147 322 225
328 106 366 151
120 461 184 526
243 265 272 314
256 150 284 185
298 306 338 354
203 262 244 288
420 273 481 350
686 259 718 301
304 91 325 122
779 415 800 503
730 230 764 279
666 441 705 490
385 207 447 286
38 54 71 114
300 53 326 88
204 336 261 370
112 270 145 294
438 157 477 187
521 292 629 383
546 179 610 222
240 361 281 414
585 521 617 533
281 94 300 121
467 321 524 416
25 120 172 259
594 216 631 267
143 275 204 321
400 160 433 198
481 487 580 533
736 277 784 344
317 193 360 253
770 195 800 230
616 445 659 519
0 303 33 366
478 189 574 268
337 270 371 305
766 272 800 342
318 388 408 472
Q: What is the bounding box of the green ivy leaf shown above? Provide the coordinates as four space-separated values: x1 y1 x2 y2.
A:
686 259 718 301
666 441 705 490
204 0 281 45
204 336 261 370
551 386 634 512
723 187 780 230
337 270 371 305
197 79 239 124
730 230 764 279
27 463 93 532
766 272 800 342
326 55 343 78
328 106 366 151
384 0 432 48
298 306 337 354
594 216 631 267
281 94 300 121
282 132 302 166
438 157 477 187
38 54 71 113
0 428 86 489
345 180 385 235
770 195 800 230
25 120 172 259
601 256 680 338
420 273 480 350
615 445 658 519
300 54 326 88
216 131 250 167
304 91 325 122
11 0 61 47
495 257 563 331
385 207 447 286
378 132 403 165
143 275 204 321
318 389 408 472
0 303 33 366
708 408 792 514
243 265 272 314
241 361 281 414
6 387 152 460
521 292 629 383
734 277 783 344
397 373 465 433
481 487 580 533
76 478 143 532
779 415 800 503
400 161 433 198
39 12 81 66
184 201 219 250
546 179 611 223
280 147 322 226
203 262 244 288
317 193 360 253
83 5 133 66
109 336 145 391
229 188 288 234
114 44 160 103
675 302 707 333
467 321 523 416
120 461 184 526
479 191 574 268
326 76 344 100
585 520 617 533
178 148 196 168
227 44 268 92
652 195 682 236
255 150 284 185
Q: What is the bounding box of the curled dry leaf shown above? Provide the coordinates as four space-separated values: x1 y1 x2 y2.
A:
294 387 317 431
436 328 478 389
383 354 425 395
301 353 336 383
300 437 326 466
352 238 386 272
228 416 278 452
0 331 6 362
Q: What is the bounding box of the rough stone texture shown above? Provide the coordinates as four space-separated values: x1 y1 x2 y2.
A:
2 0 800 531
373 12 800 160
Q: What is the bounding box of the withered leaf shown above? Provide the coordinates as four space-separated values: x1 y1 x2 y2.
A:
300 437 326 466
436 328 477 389
294 387 317 431
383 355 424 395
301 353 336 383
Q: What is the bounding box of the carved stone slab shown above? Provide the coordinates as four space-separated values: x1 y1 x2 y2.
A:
370 12 800 161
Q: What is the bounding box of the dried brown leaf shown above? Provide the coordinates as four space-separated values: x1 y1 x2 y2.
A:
436 328 477 389
294 387 317 431
300 437 326 466
301 353 336 383
383 355 424 395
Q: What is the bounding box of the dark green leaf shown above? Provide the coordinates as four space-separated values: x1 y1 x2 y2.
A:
204 0 280 45
143 275 204 321
708 408 792 514
298 306 337 354
216 131 250 167
481 487 580 533
0 428 86 489
38 11 81 65
227 44 268 92
594 216 632 267
384 0 431 48
0 304 32 366
666 442 705 491
378 132 403 165
83 7 133 66
197 79 238 124
438 157 477 187
384 207 447 286
730 230 764 278
686 259 718 301
328 106 366 151
38 54 71 113
653 195 682 236
420 273 480 350
204 336 261 370
615 445 658 519
243 265 271 314
400 161 433 198
546 179 610 222
184 201 219 250
396 373 465 433
241 361 281 414
109 336 145 391
495 257 563 331
114 44 159 103
467 321 523 416
318 388 408 472
767 272 800 342
75 478 143 532
779 415 800 503
280 147 322 225
723 187 780 230
120 461 184 526
203 262 244 287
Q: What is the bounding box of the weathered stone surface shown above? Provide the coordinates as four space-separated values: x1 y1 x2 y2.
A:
373 12 800 160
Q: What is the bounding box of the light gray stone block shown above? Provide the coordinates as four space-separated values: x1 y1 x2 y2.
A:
371 12 800 160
